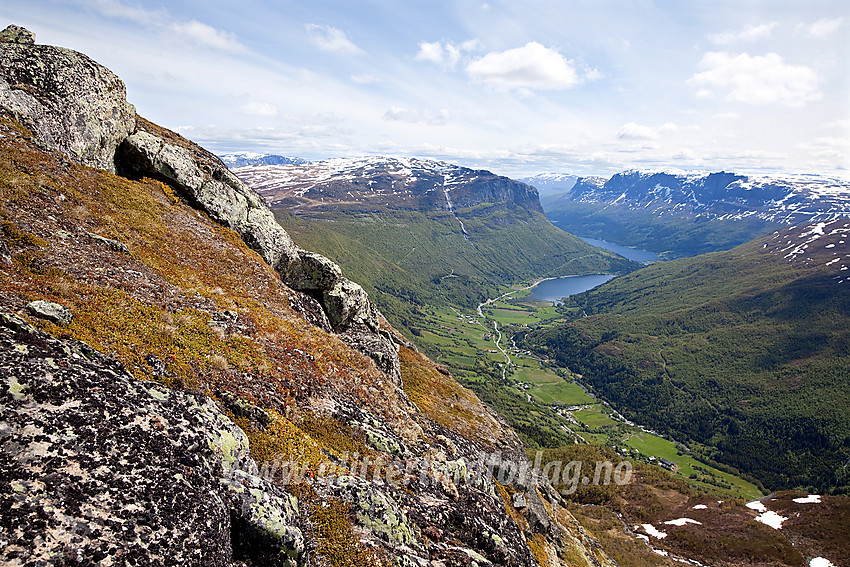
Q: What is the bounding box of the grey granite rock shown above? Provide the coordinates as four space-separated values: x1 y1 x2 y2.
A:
0 28 135 172
0 238 10 264
0 24 35 45
25 300 72 325
0 312 304 566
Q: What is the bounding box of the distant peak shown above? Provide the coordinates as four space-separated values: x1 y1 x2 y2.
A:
219 153 308 168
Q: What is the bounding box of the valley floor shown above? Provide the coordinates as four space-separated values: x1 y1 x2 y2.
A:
415 282 763 501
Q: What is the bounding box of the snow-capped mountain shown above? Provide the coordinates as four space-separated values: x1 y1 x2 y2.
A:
765 219 850 282
518 173 579 198
219 153 308 168
233 156 543 214
560 169 850 225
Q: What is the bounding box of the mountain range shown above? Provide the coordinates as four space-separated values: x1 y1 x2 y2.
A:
516 173 578 202
539 169 850 258
219 153 308 168
232 157 635 337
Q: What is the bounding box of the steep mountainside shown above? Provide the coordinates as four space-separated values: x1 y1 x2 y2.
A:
542 169 850 258
522 219 850 494
0 26 618 567
234 159 636 336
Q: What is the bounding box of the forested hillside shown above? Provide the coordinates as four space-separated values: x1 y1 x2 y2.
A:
522 220 850 493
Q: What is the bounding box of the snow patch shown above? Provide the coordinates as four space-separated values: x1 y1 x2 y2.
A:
642 524 668 539
746 500 768 513
755 510 787 529
810 558 835 567
793 494 822 504
664 518 702 526
692 504 708 510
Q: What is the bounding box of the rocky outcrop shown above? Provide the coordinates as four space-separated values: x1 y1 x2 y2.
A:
0 26 400 384
0 24 34 45
0 312 304 566
115 120 401 383
0 25 135 173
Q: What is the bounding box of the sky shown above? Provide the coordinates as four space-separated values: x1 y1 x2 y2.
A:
3 0 849 179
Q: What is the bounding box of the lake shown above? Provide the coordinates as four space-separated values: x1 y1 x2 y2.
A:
525 274 615 304
580 237 658 263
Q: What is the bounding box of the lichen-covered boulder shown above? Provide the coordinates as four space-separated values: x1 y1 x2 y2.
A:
25 300 72 326
0 27 135 172
116 128 300 272
326 475 421 552
0 312 304 566
0 24 34 45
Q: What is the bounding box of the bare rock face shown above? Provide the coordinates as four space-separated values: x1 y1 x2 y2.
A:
0 27 135 173
0 312 305 566
116 122 401 383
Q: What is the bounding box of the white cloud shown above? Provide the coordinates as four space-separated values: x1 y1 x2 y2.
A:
237 101 278 116
415 41 460 67
87 0 164 26
415 40 478 69
796 17 844 38
466 42 581 91
709 22 779 45
616 122 679 140
691 52 820 107
305 24 362 55
658 122 679 134
350 74 380 84
383 106 450 125
88 0 246 53
617 122 657 140
825 119 850 130
170 21 246 53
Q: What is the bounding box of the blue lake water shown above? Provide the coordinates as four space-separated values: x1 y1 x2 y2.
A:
580 237 658 263
525 274 615 303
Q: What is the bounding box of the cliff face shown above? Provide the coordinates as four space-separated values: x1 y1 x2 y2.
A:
232 157 544 216
0 26 615 567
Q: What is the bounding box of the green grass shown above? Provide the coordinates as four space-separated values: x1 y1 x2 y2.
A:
489 308 539 325
529 381 596 405
573 408 617 429
273 206 636 339
412 293 765 500
513 367 561 384
622 432 761 500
